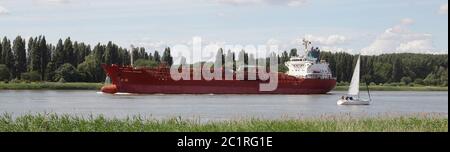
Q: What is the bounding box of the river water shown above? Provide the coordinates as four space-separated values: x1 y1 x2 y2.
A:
0 90 447 120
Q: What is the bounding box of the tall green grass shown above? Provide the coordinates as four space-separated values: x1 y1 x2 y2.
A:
0 113 447 132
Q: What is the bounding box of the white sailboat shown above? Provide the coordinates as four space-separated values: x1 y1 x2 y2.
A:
337 56 372 105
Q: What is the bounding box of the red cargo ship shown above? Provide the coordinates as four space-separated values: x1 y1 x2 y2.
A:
101 40 336 94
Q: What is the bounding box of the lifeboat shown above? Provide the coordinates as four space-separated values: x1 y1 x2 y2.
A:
101 85 118 94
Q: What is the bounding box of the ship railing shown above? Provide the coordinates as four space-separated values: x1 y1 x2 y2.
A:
297 74 334 80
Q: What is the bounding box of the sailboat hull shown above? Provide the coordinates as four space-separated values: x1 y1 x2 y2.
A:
337 99 371 105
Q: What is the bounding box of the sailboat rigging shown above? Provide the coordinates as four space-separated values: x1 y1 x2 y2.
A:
337 55 372 105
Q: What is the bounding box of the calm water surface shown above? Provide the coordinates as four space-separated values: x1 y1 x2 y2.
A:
0 90 447 120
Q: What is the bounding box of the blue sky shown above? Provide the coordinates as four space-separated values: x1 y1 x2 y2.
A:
0 0 448 55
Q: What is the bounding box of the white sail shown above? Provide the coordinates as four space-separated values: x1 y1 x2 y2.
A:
348 56 360 96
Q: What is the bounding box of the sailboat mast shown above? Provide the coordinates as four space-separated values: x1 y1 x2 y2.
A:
367 83 372 101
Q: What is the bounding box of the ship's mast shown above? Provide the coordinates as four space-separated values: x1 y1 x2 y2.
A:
130 45 134 67
302 39 312 53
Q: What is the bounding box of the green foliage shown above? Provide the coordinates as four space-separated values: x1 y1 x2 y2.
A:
54 63 80 82
63 37 75 65
1 37 15 78
28 36 50 81
13 36 27 78
414 78 424 85
21 71 42 82
162 47 173 66
153 51 161 63
134 59 158 68
278 64 288 73
0 64 10 81
401 77 413 85
320 52 448 86
289 48 298 57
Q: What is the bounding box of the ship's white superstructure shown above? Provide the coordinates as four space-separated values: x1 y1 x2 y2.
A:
285 39 333 79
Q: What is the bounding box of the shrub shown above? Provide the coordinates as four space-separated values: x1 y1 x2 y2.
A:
21 71 42 82
134 59 158 68
414 78 424 85
54 63 80 82
401 77 413 85
0 64 10 81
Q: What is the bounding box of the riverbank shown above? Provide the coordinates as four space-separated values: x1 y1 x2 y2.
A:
0 82 447 91
334 85 448 91
0 113 447 132
0 82 102 90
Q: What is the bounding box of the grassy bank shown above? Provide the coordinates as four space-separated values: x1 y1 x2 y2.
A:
0 82 103 90
0 113 447 132
334 85 448 91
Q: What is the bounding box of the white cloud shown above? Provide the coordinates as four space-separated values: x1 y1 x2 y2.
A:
303 34 349 46
400 18 415 25
439 3 448 15
362 18 436 55
34 0 71 4
321 46 356 54
287 34 353 54
217 0 307 7
0 6 10 15
396 40 434 52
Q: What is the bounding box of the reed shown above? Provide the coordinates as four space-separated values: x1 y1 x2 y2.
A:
0 113 447 132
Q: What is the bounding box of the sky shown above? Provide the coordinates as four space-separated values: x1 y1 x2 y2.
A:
0 0 448 55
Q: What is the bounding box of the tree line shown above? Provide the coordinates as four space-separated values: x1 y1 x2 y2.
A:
0 35 447 86
0 36 173 83
320 52 448 86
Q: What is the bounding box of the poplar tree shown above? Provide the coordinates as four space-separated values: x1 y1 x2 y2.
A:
13 36 27 78
2 37 14 78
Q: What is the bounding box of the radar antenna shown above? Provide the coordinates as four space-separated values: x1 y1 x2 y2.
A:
302 39 312 52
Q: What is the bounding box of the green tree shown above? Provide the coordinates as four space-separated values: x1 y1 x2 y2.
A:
63 37 75 66
280 51 289 64
139 47 148 60
26 37 33 70
103 41 119 65
1 37 14 79
13 36 27 79
391 59 403 82
162 47 173 66
54 63 80 82
39 36 49 80
134 59 158 68
0 40 2 65
29 37 39 73
153 50 161 63
289 48 298 57
53 39 65 68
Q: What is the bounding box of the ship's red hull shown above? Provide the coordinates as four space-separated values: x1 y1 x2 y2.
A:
101 65 337 94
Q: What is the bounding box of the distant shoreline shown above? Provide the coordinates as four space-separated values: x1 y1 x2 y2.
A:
333 85 448 91
0 82 447 92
